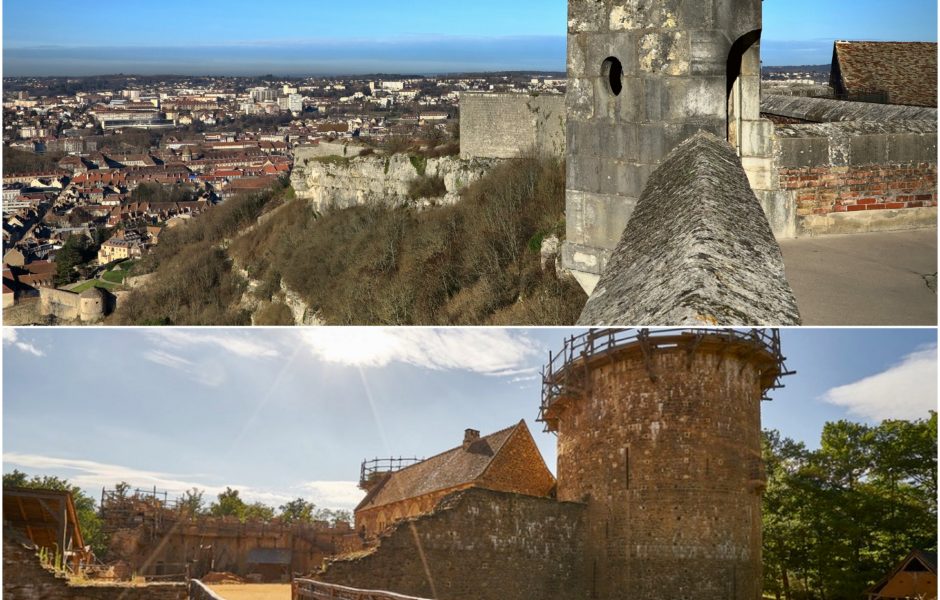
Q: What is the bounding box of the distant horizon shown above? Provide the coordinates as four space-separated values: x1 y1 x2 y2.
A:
0 63 836 82
3 0 936 76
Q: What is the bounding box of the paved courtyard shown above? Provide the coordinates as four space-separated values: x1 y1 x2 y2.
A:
779 228 937 326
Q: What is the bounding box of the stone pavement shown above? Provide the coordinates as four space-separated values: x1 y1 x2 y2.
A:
779 228 938 325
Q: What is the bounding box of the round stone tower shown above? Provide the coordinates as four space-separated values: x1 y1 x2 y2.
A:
539 329 791 600
79 287 106 322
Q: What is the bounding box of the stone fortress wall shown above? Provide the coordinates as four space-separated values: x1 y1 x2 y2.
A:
320 488 586 600
39 287 109 323
458 91 937 241
458 93 566 159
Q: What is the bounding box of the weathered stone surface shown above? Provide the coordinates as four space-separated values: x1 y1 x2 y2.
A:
563 0 763 289
545 332 778 600
319 488 586 600
290 151 495 212
459 93 566 159
762 94 938 123
578 132 801 325
4 536 186 600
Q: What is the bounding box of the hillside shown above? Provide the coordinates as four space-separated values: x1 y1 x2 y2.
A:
111 156 586 326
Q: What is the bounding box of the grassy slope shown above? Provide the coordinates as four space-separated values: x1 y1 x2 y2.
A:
230 154 586 325
112 157 586 326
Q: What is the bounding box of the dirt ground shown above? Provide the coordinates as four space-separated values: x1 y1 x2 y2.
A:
207 584 292 600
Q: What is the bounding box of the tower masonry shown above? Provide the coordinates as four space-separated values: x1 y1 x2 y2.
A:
540 329 791 600
563 0 766 293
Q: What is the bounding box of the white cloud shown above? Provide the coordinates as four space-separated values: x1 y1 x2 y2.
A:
3 329 45 357
3 452 230 497
821 344 938 421
298 328 540 376
2 453 357 510
298 481 365 511
144 329 281 359
143 349 225 388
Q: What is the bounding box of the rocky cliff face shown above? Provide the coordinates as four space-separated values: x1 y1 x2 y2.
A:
290 153 496 211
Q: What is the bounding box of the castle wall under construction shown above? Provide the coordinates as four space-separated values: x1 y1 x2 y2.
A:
321 488 586 600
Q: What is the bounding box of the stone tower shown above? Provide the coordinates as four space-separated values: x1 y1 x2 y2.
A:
562 0 765 293
539 329 790 599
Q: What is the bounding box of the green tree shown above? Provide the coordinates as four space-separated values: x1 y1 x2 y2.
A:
2 469 108 557
54 234 94 285
179 487 205 518
762 413 938 600
243 502 275 522
208 487 246 519
278 498 315 524
314 508 353 526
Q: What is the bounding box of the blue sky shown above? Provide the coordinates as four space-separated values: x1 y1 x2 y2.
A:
3 328 936 511
3 0 936 74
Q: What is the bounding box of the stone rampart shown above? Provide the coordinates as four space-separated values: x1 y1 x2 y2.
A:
577 131 801 326
319 488 586 600
761 94 938 123
459 92 566 159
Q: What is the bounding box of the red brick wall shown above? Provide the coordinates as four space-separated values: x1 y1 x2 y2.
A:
780 163 937 217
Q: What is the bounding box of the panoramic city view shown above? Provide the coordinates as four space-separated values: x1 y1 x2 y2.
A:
2 0 938 600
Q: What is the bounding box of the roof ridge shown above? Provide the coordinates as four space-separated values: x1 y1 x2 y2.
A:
383 421 522 478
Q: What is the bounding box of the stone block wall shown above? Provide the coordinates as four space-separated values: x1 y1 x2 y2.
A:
459 93 566 159
546 337 773 600
773 121 938 234
3 536 186 600
320 488 586 600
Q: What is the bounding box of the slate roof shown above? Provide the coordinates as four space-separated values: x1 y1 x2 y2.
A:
832 41 938 107
356 422 523 512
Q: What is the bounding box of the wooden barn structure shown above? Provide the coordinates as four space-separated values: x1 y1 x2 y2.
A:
866 549 937 600
3 487 90 571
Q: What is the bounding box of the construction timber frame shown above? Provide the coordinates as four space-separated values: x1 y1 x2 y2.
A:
293 579 433 600
538 328 795 432
359 457 423 489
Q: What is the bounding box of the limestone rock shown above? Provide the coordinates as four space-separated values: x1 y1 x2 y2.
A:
290 153 496 212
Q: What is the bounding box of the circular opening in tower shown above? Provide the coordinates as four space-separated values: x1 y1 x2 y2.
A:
602 57 623 96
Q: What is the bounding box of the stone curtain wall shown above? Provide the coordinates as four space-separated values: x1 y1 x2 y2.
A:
320 488 586 600
458 93 566 159
774 120 938 234
578 131 800 326
3 536 186 600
